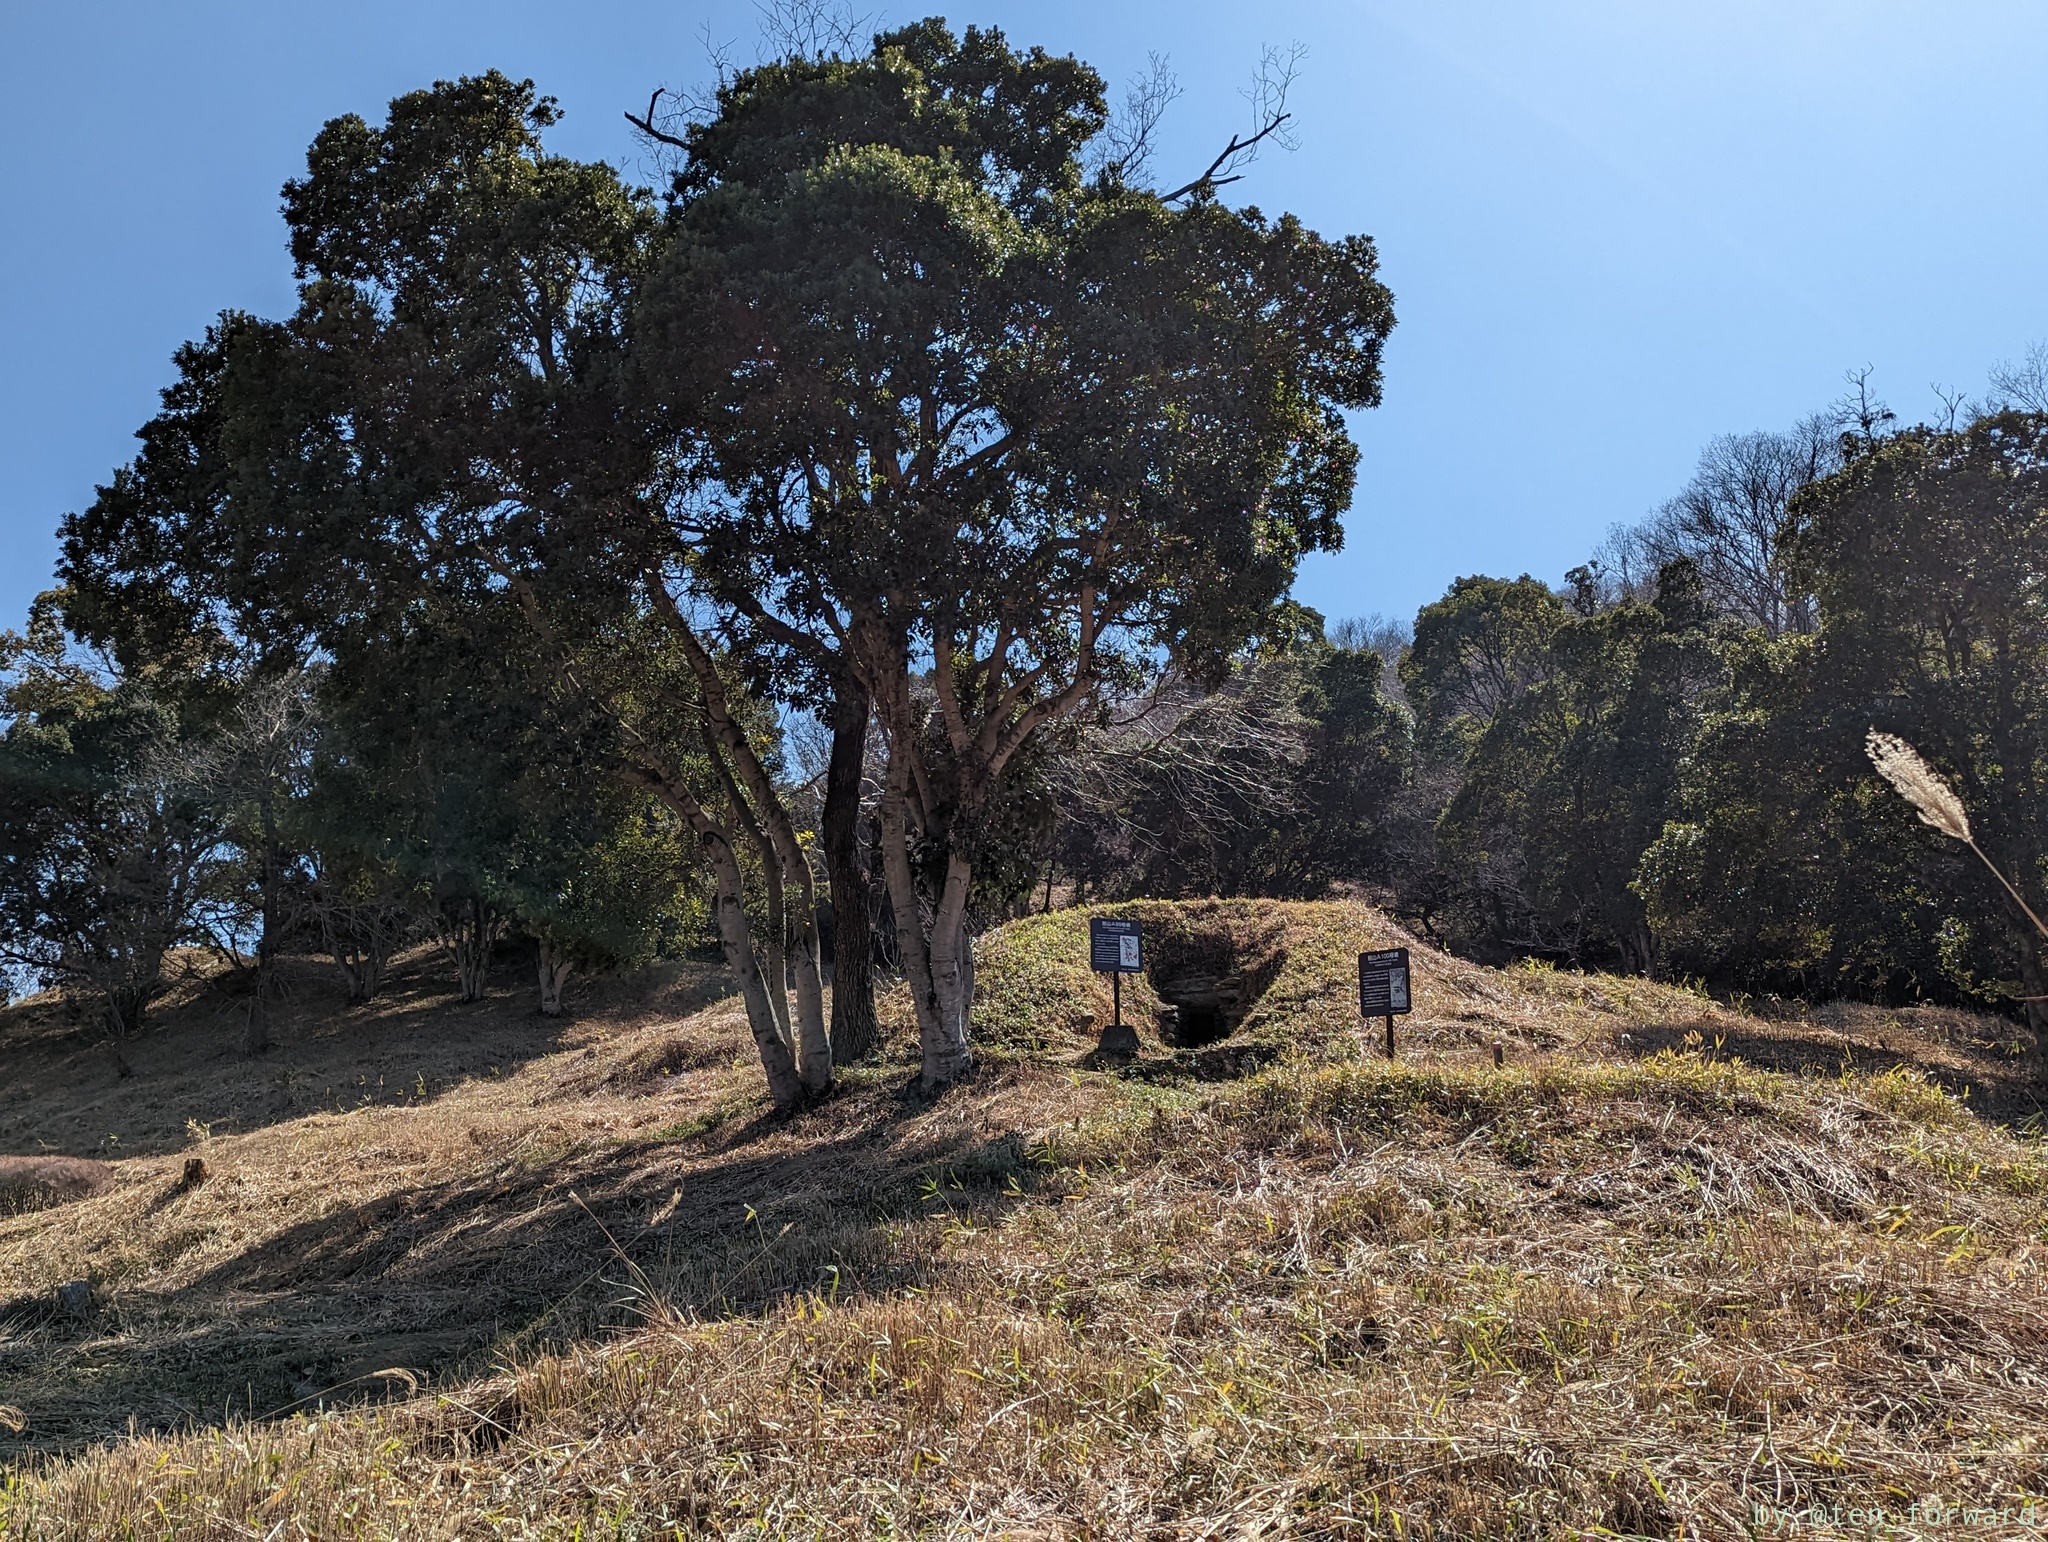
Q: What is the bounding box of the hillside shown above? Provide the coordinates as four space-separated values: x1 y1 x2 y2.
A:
0 899 2043 1537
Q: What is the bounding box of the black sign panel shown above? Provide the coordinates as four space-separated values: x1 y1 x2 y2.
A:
1358 947 1412 1016
1089 917 1144 974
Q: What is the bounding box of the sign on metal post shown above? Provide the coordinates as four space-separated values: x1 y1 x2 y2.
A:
1089 918 1144 1051
1358 946 1411 1058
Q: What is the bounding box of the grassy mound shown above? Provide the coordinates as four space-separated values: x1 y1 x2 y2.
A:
944 898 2040 1098
948 898 1443 1057
0 902 2043 1536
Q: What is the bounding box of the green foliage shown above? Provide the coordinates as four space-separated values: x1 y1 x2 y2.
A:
508 784 703 977
1645 411 2048 1016
0 603 228 1033
305 590 708 1000
1409 563 1724 971
1403 575 1570 751
33 18 2048 1083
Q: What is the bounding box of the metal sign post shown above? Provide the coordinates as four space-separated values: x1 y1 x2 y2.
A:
1090 917 1144 1052
1358 947 1412 1059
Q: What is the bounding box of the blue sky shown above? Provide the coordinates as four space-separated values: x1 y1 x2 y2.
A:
3 1 2045 637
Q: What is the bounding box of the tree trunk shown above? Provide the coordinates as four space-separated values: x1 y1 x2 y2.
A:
741 795 794 1046
785 904 833 1093
330 938 377 1004
442 898 500 1003
878 755 974 1089
321 902 397 1005
701 833 805 1113
824 678 879 1063
103 984 149 1039
924 853 977 1083
246 823 280 1057
352 945 386 1004
637 763 808 1115
536 939 573 1016
714 745 834 1094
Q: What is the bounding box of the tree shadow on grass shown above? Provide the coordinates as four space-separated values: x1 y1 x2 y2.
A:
0 950 733 1158
0 1068 1051 1453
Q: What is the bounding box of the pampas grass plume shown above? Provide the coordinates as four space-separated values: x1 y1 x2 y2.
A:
1868 728 2048 943
1866 730 1972 843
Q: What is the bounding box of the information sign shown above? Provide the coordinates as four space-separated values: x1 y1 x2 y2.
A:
1089 917 1144 974
1358 947 1412 1059
1089 917 1144 1052
1357 947 1411 1016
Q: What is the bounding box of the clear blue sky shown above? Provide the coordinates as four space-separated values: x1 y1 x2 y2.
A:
4 1 2045 637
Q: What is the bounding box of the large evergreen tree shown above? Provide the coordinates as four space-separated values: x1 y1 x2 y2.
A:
634 19 1394 1086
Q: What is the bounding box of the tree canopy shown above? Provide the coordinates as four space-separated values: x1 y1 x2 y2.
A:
635 20 1394 1082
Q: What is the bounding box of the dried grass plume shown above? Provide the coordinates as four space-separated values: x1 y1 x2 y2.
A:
1868 728 2048 942
1865 730 1972 842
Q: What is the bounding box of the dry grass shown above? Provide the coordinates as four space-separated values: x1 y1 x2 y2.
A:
0 905 2044 1537
0 1159 110 1216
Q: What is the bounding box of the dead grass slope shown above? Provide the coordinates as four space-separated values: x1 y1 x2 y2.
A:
0 902 2042 1538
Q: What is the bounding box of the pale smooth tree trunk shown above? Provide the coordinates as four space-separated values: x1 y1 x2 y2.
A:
676 611 832 1097
722 771 794 1047
640 768 807 1114
713 745 831 1094
785 909 832 1092
493 571 821 1110
877 753 975 1088
702 834 805 1112
536 939 574 1016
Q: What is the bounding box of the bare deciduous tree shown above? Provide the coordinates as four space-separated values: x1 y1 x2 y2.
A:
1161 42 1306 202
1091 53 1183 185
1052 661 1315 880
1988 340 2048 415
1601 415 1844 636
1328 613 1411 705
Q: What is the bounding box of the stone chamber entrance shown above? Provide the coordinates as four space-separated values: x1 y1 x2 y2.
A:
1143 910 1289 1048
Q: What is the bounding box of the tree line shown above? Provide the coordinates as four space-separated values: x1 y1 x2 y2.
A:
8 18 2047 1095
963 348 2048 1087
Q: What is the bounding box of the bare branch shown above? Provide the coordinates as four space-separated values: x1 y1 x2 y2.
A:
755 0 871 61
1930 383 1969 434
1161 41 1306 203
1836 365 1897 443
626 24 740 162
625 88 691 151
1056 660 1316 857
1987 340 2048 415
1091 53 1182 184
1245 41 1307 153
